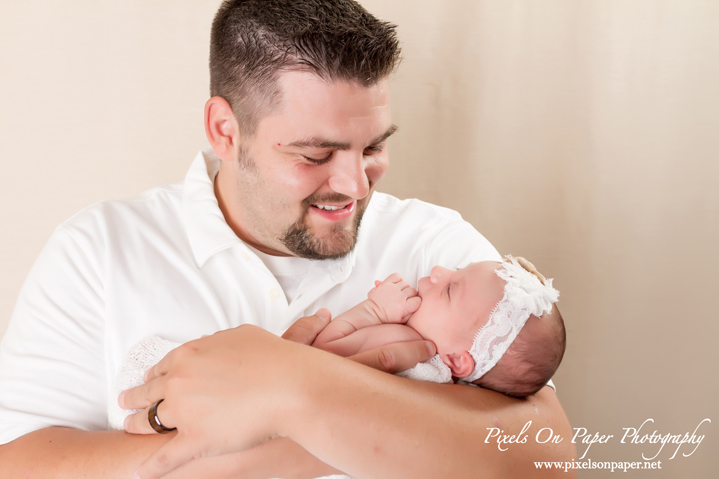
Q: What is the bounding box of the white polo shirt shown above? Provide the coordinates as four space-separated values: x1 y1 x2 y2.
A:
0 147 500 444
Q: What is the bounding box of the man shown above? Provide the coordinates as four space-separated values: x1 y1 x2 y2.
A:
0 1 575 477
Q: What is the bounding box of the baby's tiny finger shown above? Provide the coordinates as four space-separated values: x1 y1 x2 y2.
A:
396 280 411 291
374 280 382 287
384 273 402 283
403 286 418 298
407 296 422 313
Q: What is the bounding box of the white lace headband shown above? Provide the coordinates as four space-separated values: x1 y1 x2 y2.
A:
461 255 560 383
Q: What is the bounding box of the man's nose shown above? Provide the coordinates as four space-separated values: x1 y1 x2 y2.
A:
327 151 370 200
430 266 451 285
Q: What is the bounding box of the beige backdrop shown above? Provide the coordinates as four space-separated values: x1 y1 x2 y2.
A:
1 1 716 477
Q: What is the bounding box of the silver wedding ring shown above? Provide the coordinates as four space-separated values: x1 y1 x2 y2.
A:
148 399 176 433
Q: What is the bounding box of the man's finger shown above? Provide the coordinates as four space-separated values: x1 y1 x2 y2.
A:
281 309 332 345
120 374 169 411
143 353 172 383
123 402 176 435
349 340 436 373
134 432 197 479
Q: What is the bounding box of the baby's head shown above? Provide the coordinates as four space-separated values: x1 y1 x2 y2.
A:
406 256 565 397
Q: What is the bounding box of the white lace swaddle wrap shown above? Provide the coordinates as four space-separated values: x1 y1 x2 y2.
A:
108 336 180 430
396 354 453 383
462 255 560 383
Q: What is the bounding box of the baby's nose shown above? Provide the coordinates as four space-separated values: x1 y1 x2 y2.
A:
430 266 451 284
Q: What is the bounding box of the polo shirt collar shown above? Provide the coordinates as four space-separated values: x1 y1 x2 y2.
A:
183 147 242 267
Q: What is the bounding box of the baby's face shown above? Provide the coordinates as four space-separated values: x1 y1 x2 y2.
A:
406 261 506 359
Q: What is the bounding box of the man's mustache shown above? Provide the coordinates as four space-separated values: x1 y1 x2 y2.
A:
301 181 376 209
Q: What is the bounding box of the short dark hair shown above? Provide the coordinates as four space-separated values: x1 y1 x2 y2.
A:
477 306 566 398
210 0 402 136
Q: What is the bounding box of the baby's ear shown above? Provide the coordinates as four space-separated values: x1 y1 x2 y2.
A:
445 351 475 378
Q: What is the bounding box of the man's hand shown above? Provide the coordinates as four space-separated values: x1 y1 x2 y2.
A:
120 310 436 479
367 273 422 323
280 308 333 344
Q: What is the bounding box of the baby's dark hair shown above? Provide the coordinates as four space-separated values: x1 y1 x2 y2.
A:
475 304 566 398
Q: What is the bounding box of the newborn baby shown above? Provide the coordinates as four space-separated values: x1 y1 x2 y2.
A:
313 255 564 397
109 256 563 431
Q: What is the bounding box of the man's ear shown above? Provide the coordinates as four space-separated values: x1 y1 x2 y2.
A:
445 351 475 378
204 96 240 162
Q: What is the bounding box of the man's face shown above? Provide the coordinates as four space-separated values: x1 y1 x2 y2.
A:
223 71 394 259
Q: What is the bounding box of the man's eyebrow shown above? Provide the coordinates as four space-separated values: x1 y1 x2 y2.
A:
369 124 398 145
286 138 352 150
285 124 398 150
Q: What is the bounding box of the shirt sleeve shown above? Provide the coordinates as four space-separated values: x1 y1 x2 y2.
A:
0 222 108 444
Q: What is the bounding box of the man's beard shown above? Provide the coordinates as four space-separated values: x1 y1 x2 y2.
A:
280 192 370 260
235 147 371 260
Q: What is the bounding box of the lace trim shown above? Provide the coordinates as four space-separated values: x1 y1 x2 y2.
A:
462 256 559 383
396 354 453 384
108 336 180 430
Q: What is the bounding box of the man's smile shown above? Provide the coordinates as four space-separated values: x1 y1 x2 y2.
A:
309 200 356 220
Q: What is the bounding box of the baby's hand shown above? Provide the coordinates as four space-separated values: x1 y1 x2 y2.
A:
367 273 422 324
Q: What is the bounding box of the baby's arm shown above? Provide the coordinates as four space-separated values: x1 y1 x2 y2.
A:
312 273 421 351
315 323 424 357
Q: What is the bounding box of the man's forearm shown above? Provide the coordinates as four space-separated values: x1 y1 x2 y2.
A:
287 356 576 478
0 427 171 478
0 428 340 479
123 324 572 479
